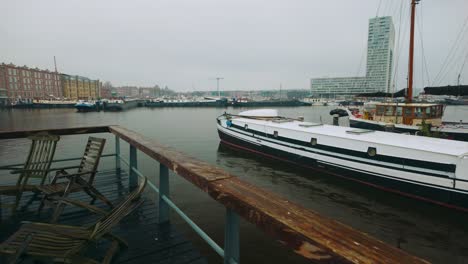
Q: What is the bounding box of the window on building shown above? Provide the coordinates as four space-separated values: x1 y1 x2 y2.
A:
310 138 317 146
273 131 278 138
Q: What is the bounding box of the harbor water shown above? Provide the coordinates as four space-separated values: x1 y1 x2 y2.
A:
1 106 468 264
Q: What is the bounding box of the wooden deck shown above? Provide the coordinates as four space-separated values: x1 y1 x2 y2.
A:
0 168 207 264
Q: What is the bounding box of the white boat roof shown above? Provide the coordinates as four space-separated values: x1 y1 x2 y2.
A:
238 109 278 117
235 117 468 156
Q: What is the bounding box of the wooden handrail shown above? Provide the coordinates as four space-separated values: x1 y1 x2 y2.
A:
108 125 428 263
0 126 110 139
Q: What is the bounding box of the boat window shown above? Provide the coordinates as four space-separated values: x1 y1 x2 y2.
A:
404 107 412 117
396 106 402 115
425 107 431 117
244 124 248 130
431 106 436 117
376 105 384 115
415 107 423 118
310 138 317 146
367 147 377 157
273 131 278 138
384 106 394 116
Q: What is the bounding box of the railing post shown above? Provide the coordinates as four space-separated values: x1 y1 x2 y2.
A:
115 135 121 174
224 208 240 264
129 145 138 190
158 163 170 224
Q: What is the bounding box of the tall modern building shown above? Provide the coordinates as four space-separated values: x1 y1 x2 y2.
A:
311 16 395 97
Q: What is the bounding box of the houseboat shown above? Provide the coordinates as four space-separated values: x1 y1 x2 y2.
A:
347 103 468 141
217 109 468 211
103 98 140 111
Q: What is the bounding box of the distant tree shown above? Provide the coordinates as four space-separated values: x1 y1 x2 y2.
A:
103 81 113 89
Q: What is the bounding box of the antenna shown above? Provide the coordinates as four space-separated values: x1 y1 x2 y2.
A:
54 56 58 72
210 77 224 97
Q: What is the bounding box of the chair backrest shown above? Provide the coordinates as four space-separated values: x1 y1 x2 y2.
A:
90 177 147 239
23 133 60 185
77 137 106 184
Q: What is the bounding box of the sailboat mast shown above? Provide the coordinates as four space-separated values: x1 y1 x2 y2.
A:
407 0 419 103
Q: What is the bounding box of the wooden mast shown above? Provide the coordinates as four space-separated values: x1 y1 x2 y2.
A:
407 0 419 103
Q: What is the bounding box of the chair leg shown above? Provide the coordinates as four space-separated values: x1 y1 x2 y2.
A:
37 194 48 216
85 185 114 208
102 240 120 264
12 191 23 215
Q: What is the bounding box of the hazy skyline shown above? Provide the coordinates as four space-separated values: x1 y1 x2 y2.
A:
1 0 467 92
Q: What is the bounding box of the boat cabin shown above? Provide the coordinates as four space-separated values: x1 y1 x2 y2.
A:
371 103 444 126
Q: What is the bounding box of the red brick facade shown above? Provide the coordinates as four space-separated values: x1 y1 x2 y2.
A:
0 63 62 102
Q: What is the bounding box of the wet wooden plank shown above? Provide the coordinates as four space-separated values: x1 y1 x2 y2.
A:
109 125 429 264
0 126 110 139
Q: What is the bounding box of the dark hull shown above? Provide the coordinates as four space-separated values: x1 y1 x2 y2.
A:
10 103 75 108
230 100 311 107
75 105 99 112
145 101 226 107
217 128 468 212
103 100 139 111
349 119 468 142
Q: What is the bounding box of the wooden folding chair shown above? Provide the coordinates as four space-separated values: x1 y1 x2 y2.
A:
0 133 60 213
37 137 113 222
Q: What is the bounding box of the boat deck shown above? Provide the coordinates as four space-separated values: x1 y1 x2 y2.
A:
232 117 468 156
0 168 207 264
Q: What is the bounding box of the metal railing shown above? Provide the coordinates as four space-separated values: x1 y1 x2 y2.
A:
0 126 428 264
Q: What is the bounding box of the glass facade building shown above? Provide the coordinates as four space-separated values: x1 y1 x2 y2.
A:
311 16 395 97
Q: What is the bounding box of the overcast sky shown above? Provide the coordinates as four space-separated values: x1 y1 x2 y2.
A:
1 0 467 92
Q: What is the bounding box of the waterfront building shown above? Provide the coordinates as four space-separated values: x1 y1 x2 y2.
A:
139 87 157 98
0 63 62 103
61 74 101 100
311 16 395 97
115 86 139 97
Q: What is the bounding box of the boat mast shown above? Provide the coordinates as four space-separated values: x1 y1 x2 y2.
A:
407 0 419 103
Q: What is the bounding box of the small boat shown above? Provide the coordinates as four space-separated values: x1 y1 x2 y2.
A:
75 100 98 112
103 98 139 111
217 109 468 211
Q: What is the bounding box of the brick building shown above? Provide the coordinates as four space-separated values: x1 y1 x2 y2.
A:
61 74 101 100
0 63 62 103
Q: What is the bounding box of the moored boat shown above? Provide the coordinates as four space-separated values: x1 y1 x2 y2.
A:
216 109 468 211
345 104 468 141
75 100 100 112
103 98 139 111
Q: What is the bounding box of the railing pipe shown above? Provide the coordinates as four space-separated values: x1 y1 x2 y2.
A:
136 169 225 258
129 145 138 190
115 135 121 174
224 208 240 264
159 164 170 224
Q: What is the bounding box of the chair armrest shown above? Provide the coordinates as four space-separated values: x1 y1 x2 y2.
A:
0 165 22 170
10 166 81 174
10 169 49 174
60 170 96 179
48 196 108 215
47 165 82 172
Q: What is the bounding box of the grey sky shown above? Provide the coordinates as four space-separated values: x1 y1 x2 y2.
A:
1 0 467 92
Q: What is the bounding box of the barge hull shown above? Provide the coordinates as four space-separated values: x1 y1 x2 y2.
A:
217 127 468 212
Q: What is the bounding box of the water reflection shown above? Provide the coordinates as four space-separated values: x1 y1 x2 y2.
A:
216 142 468 263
